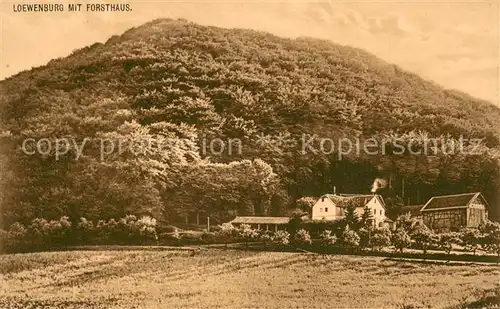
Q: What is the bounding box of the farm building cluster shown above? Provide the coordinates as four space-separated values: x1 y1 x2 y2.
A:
404 192 489 232
230 192 490 233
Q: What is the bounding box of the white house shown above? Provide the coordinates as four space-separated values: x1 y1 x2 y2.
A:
311 193 390 227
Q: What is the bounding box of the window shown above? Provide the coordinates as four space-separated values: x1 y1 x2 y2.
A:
320 208 323 213
325 207 329 212
373 209 376 215
380 210 382 215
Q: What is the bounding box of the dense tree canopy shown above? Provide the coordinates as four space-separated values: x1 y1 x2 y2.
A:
1 18 499 226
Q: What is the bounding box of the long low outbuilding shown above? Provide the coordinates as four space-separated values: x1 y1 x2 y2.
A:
230 216 290 231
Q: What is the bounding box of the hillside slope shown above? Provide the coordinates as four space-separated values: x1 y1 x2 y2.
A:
1 18 499 225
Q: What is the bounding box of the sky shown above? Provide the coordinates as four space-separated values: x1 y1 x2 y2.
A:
0 0 498 105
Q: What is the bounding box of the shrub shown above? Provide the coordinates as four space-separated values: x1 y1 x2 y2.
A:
258 230 275 247
339 225 360 252
237 224 253 237
272 230 290 250
27 218 51 249
27 217 72 250
481 221 500 257
51 216 72 246
76 217 95 244
459 228 483 255
215 223 238 246
106 218 122 242
237 224 259 247
171 229 180 240
92 215 159 245
395 213 419 234
0 229 8 252
371 228 392 251
95 219 110 243
287 216 303 235
118 215 139 243
411 225 438 254
298 220 344 238
357 227 372 250
295 197 316 212
200 232 218 243
438 232 461 255
136 216 158 243
392 229 411 253
293 229 312 247
2 222 28 252
319 230 337 252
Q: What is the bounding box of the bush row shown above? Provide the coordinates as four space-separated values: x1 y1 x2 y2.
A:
0 215 158 252
210 219 500 256
1 214 499 257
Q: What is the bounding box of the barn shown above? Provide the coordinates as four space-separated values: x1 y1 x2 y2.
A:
420 192 489 232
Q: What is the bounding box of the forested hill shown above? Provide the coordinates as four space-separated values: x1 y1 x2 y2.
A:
1 18 499 226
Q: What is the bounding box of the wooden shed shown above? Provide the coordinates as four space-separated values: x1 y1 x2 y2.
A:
420 192 489 232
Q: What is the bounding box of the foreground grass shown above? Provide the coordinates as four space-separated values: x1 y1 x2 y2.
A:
0 250 498 309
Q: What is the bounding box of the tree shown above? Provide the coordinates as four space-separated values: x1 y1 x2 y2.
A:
411 225 438 254
237 224 258 248
395 213 419 234
293 229 312 247
216 222 238 247
2 19 500 239
360 205 374 229
272 230 290 251
295 197 316 213
5 222 27 252
459 228 483 256
340 225 360 252
371 228 392 251
164 159 281 224
438 232 460 255
480 221 500 257
343 205 360 231
319 230 337 253
358 227 372 250
374 186 404 219
392 230 411 253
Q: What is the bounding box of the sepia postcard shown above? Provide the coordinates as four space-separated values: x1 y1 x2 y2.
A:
0 1 499 308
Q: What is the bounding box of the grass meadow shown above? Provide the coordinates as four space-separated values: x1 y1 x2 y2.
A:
0 249 498 309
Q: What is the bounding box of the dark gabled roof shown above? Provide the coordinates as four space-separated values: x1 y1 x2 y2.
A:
421 192 488 212
400 205 424 217
230 216 290 225
322 194 386 209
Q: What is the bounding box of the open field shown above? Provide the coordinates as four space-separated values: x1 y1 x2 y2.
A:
0 249 499 309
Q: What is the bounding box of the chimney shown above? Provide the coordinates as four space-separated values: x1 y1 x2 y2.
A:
333 186 337 195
